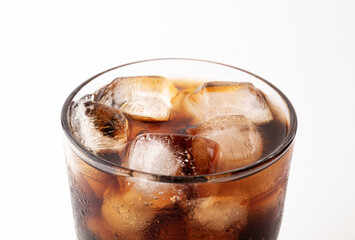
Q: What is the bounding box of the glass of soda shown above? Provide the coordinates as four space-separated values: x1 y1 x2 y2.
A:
61 58 297 240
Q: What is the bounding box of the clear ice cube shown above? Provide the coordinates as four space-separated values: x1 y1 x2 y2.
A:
70 95 129 153
101 183 156 239
184 82 273 124
124 133 221 176
186 115 263 171
187 196 247 233
95 76 178 122
122 133 221 208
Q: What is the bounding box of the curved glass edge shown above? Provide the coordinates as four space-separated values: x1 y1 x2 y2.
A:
61 58 298 184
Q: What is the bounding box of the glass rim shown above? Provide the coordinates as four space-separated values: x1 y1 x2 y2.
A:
61 58 297 183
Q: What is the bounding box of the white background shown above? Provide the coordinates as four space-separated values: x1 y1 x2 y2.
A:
1 0 355 239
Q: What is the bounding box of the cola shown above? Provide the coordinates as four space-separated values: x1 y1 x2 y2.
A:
62 60 296 240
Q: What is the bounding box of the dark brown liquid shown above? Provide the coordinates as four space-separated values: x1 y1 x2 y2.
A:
96 81 288 171
67 80 291 240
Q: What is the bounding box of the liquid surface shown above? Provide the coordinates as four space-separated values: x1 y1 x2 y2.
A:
70 77 288 174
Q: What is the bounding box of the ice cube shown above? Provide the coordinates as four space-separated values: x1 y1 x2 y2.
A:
101 183 156 240
70 95 129 154
196 147 292 205
122 133 221 209
124 133 221 176
126 178 186 210
187 196 247 237
95 76 178 122
169 92 190 123
186 115 263 171
184 82 273 124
